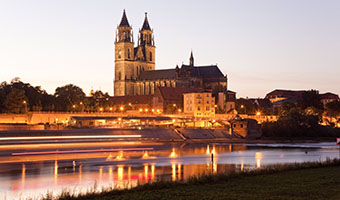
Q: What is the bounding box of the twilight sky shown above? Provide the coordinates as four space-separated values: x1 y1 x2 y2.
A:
0 0 339 98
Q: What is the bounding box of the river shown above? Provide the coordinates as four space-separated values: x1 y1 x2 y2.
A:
0 141 338 199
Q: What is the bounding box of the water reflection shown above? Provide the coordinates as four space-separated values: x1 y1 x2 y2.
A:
0 142 338 200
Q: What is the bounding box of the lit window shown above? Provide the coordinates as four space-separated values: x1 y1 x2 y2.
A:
206 106 210 111
198 106 200 111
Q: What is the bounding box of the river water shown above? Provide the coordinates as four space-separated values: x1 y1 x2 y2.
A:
0 142 338 199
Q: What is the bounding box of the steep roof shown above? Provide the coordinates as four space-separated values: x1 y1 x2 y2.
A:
139 69 176 80
180 65 224 78
157 87 206 101
119 10 130 27
141 12 151 30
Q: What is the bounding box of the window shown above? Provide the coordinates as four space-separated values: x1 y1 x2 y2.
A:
198 100 201 104
240 124 243 128
198 106 200 111
207 94 210 97
207 100 209 104
118 50 121 59
150 52 152 61
206 106 210 111
128 49 130 59
118 72 121 80
233 124 236 128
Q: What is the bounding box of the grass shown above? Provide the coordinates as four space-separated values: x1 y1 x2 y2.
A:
41 159 340 200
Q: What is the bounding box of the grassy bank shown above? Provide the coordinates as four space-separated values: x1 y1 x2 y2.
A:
41 159 340 200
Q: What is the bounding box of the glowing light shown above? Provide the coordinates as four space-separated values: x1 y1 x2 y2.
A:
241 163 244 172
118 118 122 121
178 109 182 112
169 148 177 158
80 102 83 105
211 145 216 155
256 112 261 116
173 104 176 107
2 135 142 142
109 167 113 178
116 151 125 160
172 119 176 123
109 107 113 111
139 108 143 112
72 105 76 108
99 107 103 112
138 127 142 130
206 145 210 155
145 108 148 112
151 109 155 112
128 103 132 106
214 105 217 108
120 106 124 111
23 100 26 104
12 147 153 156
142 151 149 159
240 105 244 108
255 152 263 168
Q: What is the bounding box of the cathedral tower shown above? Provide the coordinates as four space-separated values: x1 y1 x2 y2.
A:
135 13 155 72
114 10 135 96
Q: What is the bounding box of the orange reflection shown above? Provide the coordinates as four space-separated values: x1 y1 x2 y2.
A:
151 164 155 180
172 164 176 181
79 165 82 181
117 165 124 181
206 145 210 154
21 164 26 186
144 165 148 179
241 163 244 172
255 152 263 168
109 166 113 179
54 160 58 185
177 164 181 180
99 167 103 180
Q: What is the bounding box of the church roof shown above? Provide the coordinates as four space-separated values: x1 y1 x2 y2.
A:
139 69 176 80
119 10 130 27
141 12 151 30
181 65 225 78
157 87 206 101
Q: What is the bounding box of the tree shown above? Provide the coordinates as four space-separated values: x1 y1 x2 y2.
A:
325 100 340 118
54 84 86 111
3 88 28 113
278 102 296 117
297 90 323 112
236 98 257 114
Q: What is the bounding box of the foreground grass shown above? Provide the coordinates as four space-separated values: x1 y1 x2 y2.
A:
46 159 340 200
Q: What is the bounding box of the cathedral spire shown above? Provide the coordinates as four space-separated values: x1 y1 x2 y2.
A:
119 9 130 27
189 50 194 66
141 12 151 30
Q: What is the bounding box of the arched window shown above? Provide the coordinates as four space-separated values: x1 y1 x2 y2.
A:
118 72 121 80
128 49 130 59
150 52 152 61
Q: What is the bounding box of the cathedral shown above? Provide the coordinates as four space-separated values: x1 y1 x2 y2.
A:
114 10 228 97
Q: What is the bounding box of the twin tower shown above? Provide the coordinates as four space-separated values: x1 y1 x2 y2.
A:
114 10 155 96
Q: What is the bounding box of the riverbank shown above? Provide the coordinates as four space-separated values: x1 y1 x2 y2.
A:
42 159 340 200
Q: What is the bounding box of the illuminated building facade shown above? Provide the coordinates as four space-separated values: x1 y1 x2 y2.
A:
183 92 215 118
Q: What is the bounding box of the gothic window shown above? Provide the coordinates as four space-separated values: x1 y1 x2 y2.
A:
150 52 152 61
118 72 121 80
128 49 130 59
118 50 121 59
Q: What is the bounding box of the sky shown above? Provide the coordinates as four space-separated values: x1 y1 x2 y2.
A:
0 0 339 98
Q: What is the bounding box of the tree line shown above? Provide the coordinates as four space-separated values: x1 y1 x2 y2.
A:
0 78 114 113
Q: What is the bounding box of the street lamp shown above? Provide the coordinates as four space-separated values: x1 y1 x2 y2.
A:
120 106 124 111
23 100 28 113
256 111 261 116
